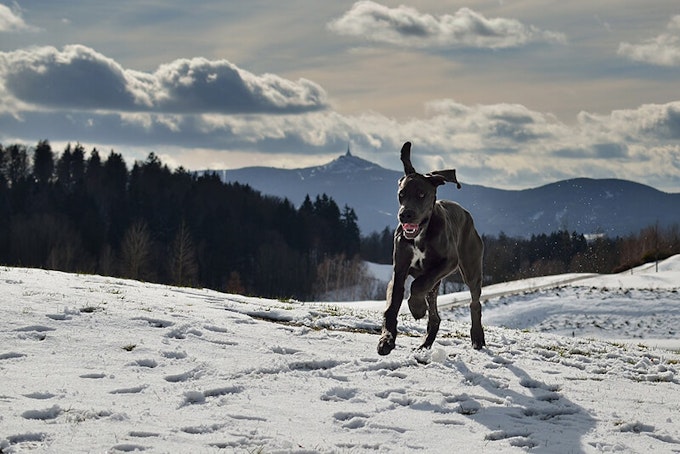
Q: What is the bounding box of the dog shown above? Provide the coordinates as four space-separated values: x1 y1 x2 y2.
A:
377 141 485 355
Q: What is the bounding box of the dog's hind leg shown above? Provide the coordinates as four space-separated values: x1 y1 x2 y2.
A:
459 257 485 350
468 279 485 350
418 281 441 350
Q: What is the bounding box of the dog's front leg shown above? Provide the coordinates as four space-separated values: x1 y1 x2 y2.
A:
378 273 406 355
418 281 441 350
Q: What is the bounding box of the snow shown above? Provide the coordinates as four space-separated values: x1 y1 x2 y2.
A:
1 257 680 453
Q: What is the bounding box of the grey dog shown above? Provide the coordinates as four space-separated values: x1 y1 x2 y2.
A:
377 142 485 355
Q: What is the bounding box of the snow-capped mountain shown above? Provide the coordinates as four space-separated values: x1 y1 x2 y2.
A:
200 151 680 237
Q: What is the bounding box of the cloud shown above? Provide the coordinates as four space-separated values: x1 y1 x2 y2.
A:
618 15 680 66
5 96 679 190
0 3 33 32
328 1 566 49
153 58 328 114
577 101 680 140
0 43 679 191
1 45 152 110
0 45 329 114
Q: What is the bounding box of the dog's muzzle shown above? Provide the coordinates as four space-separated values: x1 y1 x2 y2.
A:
402 223 420 239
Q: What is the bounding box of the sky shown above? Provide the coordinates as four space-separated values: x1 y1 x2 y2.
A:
1 1 679 192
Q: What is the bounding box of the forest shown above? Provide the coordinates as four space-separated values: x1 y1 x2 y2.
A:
0 140 361 300
2 140 679 301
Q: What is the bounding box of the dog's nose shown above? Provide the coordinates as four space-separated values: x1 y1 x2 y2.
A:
399 209 415 223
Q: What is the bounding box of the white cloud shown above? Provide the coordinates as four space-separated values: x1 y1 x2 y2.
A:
0 3 33 32
0 45 329 114
328 1 566 49
153 57 328 114
618 15 680 66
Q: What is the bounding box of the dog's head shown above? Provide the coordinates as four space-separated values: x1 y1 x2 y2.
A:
397 142 461 240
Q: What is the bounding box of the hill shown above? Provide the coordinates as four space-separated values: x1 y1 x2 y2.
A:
1 257 679 452
202 151 680 237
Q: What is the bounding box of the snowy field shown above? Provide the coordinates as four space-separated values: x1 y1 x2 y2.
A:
1 257 679 453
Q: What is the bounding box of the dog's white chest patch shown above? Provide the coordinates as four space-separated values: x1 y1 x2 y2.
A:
410 244 426 270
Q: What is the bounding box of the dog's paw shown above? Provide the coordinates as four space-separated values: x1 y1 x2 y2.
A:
471 328 486 350
377 335 395 356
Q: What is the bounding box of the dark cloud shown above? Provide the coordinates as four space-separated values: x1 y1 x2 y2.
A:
553 148 590 159
328 2 566 49
3 46 144 110
0 45 329 114
592 143 629 159
657 104 680 139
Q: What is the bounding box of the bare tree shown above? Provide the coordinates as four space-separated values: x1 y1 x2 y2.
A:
121 220 153 280
169 220 198 287
313 254 376 301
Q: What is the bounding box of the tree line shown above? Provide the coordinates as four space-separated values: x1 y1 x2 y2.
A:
482 226 680 284
0 140 363 300
2 140 678 301
362 224 680 287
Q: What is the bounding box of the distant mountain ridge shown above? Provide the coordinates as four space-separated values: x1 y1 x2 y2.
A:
200 151 680 237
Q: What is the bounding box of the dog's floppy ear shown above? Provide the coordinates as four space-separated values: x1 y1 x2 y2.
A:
400 142 416 175
425 169 462 189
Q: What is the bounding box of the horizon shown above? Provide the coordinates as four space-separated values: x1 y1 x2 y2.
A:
201 147 680 194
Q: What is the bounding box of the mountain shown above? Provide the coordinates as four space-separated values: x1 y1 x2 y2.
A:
200 150 680 237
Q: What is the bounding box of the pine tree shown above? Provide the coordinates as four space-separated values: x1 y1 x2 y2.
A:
33 140 55 187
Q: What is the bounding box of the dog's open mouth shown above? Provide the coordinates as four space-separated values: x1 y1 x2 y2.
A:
402 223 420 239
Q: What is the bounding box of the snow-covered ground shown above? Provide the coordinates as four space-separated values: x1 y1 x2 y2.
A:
1 257 679 453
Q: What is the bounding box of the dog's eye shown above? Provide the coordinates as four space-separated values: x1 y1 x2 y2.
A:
418 192 425 198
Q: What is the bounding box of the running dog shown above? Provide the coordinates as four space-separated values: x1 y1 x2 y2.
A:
378 142 485 355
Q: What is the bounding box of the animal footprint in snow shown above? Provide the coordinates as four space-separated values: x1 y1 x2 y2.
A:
79 373 107 379
485 430 536 449
333 411 369 429
451 395 481 415
132 317 174 328
45 313 71 321
110 385 147 395
519 377 560 391
0 352 26 360
132 359 158 368
165 324 202 339
161 350 187 360
375 388 412 406
22 405 63 420
164 365 207 383
110 443 147 452
321 387 358 402
181 386 243 406
23 391 56 400
271 345 302 355
4 432 48 447
15 325 55 341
